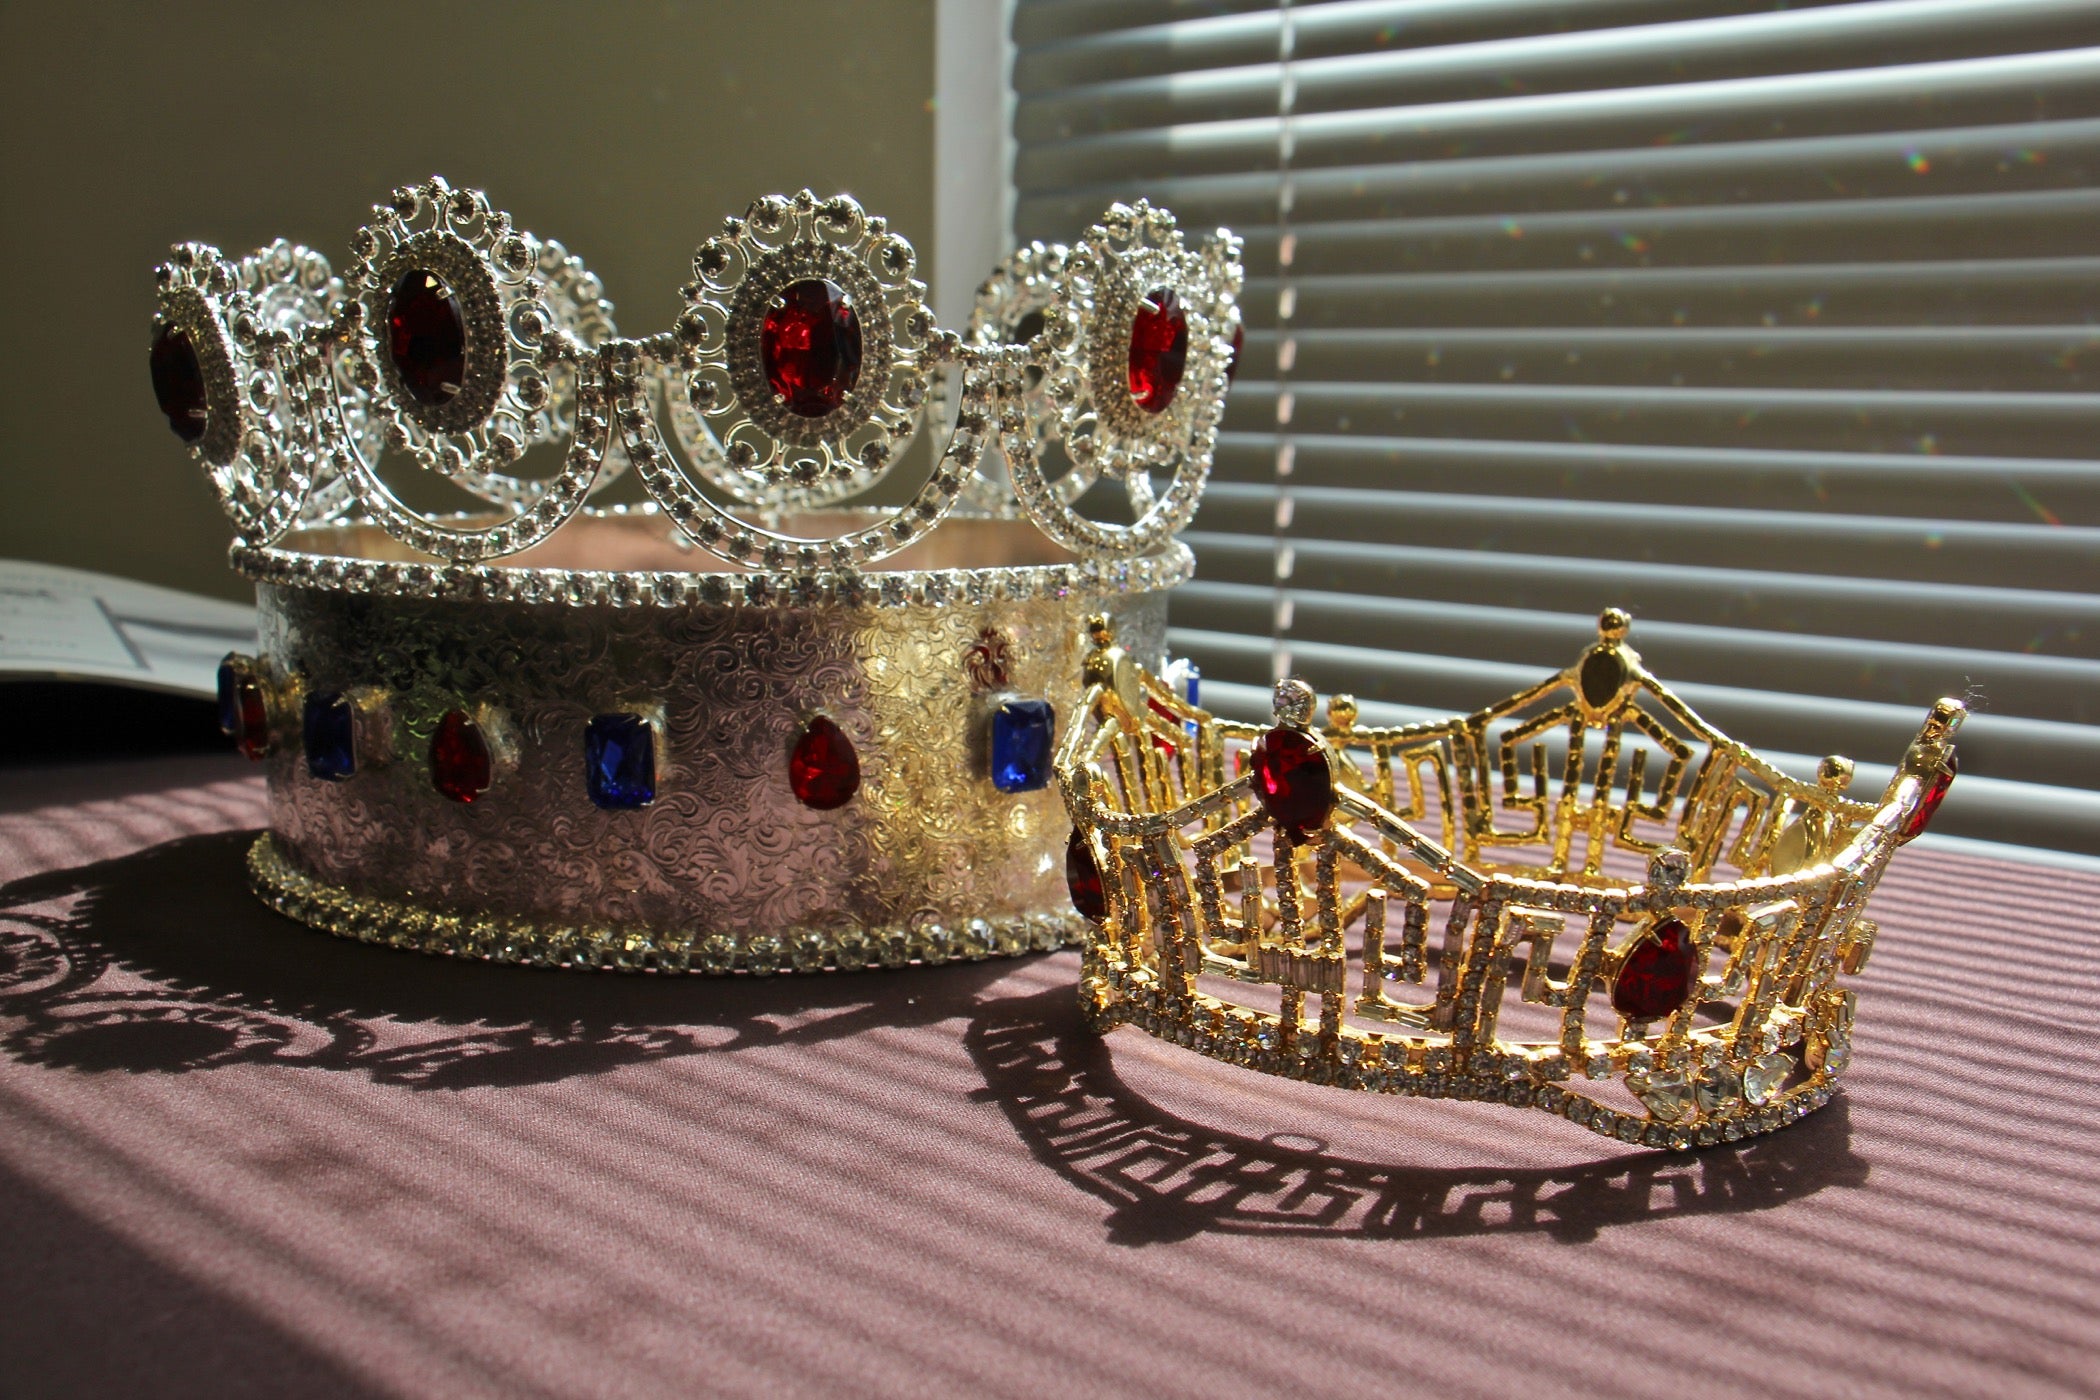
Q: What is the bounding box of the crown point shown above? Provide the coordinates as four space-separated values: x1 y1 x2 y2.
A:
1817 754 1855 792
1327 693 1358 733
1272 678 1316 729
1598 607 1632 642
1927 696 1968 737
1085 613 1114 648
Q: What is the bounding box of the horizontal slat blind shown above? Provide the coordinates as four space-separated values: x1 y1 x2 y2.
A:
1011 0 2100 854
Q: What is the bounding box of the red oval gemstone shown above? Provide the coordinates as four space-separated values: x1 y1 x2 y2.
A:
1251 724 1334 834
1898 753 1957 842
387 269 467 406
761 279 862 417
430 708 493 804
789 714 860 810
233 679 270 760
1613 916 1697 1021
150 324 210 443
1128 286 1188 413
1225 322 1245 384
1067 828 1109 924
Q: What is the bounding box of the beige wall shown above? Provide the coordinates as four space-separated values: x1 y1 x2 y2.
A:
0 0 936 600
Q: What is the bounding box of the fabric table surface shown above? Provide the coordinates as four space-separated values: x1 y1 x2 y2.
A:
0 753 2094 1400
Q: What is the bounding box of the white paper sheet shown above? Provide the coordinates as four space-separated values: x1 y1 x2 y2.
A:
0 559 257 699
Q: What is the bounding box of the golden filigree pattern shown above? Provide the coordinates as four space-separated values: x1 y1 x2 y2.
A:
1056 609 1963 1149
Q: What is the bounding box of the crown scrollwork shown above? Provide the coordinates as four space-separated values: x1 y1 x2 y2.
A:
149 177 1243 573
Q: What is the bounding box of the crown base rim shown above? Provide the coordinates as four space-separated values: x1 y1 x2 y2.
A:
1081 978 1842 1151
250 833 1088 974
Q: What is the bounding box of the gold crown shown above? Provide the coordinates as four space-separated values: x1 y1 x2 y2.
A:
1055 609 1961 1150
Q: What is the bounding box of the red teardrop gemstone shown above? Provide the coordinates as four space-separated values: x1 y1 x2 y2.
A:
1226 322 1245 384
1251 724 1334 834
1128 286 1188 413
761 278 862 417
1067 828 1109 924
1898 753 1957 842
789 714 860 810
430 708 493 804
1613 916 1697 1021
151 324 210 443
1579 648 1627 710
387 268 467 406
233 679 270 760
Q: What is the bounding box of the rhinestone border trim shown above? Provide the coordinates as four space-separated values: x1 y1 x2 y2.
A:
249 833 1090 975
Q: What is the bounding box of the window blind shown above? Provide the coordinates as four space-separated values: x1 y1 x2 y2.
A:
1010 0 2100 855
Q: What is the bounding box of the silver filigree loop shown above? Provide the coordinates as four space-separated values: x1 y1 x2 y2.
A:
668 189 935 509
153 241 314 545
1003 204 1243 557
228 239 378 529
956 240 1073 515
338 177 615 513
622 350 991 572
155 182 1235 570
322 177 617 560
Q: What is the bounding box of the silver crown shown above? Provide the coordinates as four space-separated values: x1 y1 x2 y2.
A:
150 177 1244 577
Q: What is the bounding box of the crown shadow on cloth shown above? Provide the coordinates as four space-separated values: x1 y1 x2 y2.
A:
0 830 1010 1091
964 983 1866 1247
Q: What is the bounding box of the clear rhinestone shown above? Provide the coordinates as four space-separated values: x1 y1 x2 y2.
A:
914 923 957 964
1809 1032 1852 1076
1743 1050 1792 1105
789 931 830 972
1636 1070 1695 1124
875 928 913 968
744 932 783 974
1694 1065 1742 1115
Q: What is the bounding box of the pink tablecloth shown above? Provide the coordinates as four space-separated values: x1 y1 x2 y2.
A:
1 754 2095 1399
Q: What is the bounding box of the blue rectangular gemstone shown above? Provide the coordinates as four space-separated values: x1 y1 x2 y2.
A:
586 712 657 809
303 692 356 781
990 698 1056 793
216 660 242 737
